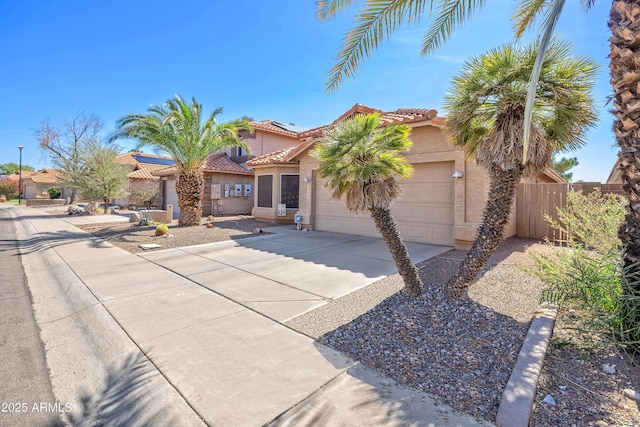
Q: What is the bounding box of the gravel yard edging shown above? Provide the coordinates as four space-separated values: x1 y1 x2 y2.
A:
496 303 558 427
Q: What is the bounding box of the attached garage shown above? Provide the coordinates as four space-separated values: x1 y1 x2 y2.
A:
314 161 455 246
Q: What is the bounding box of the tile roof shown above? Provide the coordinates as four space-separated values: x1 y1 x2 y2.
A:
297 104 440 138
28 169 64 184
245 147 297 167
152 153 253 176
204 153 253 175
5 170 37 181
127 163 167 180
250 120 307 137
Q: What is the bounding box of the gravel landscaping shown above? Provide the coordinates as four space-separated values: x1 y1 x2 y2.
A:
50 208 640 426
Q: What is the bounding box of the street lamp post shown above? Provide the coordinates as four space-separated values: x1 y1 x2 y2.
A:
18 145 23 205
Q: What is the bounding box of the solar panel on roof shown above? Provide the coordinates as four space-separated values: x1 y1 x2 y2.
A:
132 155 175 166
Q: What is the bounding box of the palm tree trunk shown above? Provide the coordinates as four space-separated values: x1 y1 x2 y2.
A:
447 165 523 298
609 0 640 289
369 206 423 297
176 171 204 226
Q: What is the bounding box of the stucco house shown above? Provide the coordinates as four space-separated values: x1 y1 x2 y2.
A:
22 169 72 201
114 152 175 208
154 153 255 218
249 103 565 250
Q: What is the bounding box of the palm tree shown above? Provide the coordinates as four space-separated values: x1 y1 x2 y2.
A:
314 113 423 297
444 40 597 297
113 95 251 226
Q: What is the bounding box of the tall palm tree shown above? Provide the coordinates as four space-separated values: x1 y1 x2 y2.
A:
314 113 424 297
113 95 251 226
444 40 597 297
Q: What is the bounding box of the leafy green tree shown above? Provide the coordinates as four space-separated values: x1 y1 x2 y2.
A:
314 113 423 297
552 156 578 182
35 113 103 203
0 162 35 176
443 40 597 297
70 140 130 214
113 95 252 226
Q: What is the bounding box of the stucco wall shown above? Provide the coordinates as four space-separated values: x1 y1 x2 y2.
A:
205 173 254 216
250 164 301 223
242 130 300 157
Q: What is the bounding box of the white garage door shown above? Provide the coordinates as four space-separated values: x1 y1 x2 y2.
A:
164 179 180 219
315 161 455 246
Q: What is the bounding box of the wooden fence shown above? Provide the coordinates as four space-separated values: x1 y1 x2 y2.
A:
516 182 624 241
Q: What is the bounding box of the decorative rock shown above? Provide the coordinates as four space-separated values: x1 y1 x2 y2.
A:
207 215 214 221
206 223 214 228
623 388 640 401
542 394 556 406
129 212 141 223
110 207 120 214
602 364 616 375
252 228 262 234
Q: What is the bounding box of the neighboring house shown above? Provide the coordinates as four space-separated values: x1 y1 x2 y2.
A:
114 152 175 208
22 169 72 200
249 103 565 250
154 153 254 218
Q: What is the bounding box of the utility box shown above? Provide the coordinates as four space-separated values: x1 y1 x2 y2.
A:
244 184 252 197
224 184 230 197
235 184 242 197
211 184 221 199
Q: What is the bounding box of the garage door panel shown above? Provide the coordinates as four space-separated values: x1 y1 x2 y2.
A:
314 162 455 246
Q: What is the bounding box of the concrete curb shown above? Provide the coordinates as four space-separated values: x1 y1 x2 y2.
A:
496 303 558 427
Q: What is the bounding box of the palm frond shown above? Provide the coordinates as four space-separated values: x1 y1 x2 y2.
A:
420 0 485 56
326 0 430 92
316 0 358 21
512 0 548 38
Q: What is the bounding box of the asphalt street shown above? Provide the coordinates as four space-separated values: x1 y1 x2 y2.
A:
0 207 63 427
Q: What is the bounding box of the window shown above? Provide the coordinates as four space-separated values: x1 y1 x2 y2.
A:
280 174 299 209
257 175 273 208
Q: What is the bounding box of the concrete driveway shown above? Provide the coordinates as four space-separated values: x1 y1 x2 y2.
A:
8 206 491 426
139 226 452 322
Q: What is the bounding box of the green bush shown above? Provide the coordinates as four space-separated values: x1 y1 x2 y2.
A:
544 188 625 253
529 189 640 352
48 187 61 199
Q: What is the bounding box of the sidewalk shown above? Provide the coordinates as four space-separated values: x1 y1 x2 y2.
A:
7 205 492 426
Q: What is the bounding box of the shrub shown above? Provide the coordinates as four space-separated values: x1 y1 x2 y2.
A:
48 187 61 199
529 189 640 352
545 188 625 253
155 223 169 236
0 178 18 199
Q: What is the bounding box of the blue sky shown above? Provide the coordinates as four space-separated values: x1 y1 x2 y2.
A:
1 0 614 182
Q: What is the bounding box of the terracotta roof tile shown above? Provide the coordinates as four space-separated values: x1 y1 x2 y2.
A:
204 153 253 175
5 171 37 181
297 104 440 138
29 169 64 184
152 153 253 176
250 120 306 137
127 163 166 180
246 147 296 167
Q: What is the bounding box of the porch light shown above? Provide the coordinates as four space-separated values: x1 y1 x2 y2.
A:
452 171 463 179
